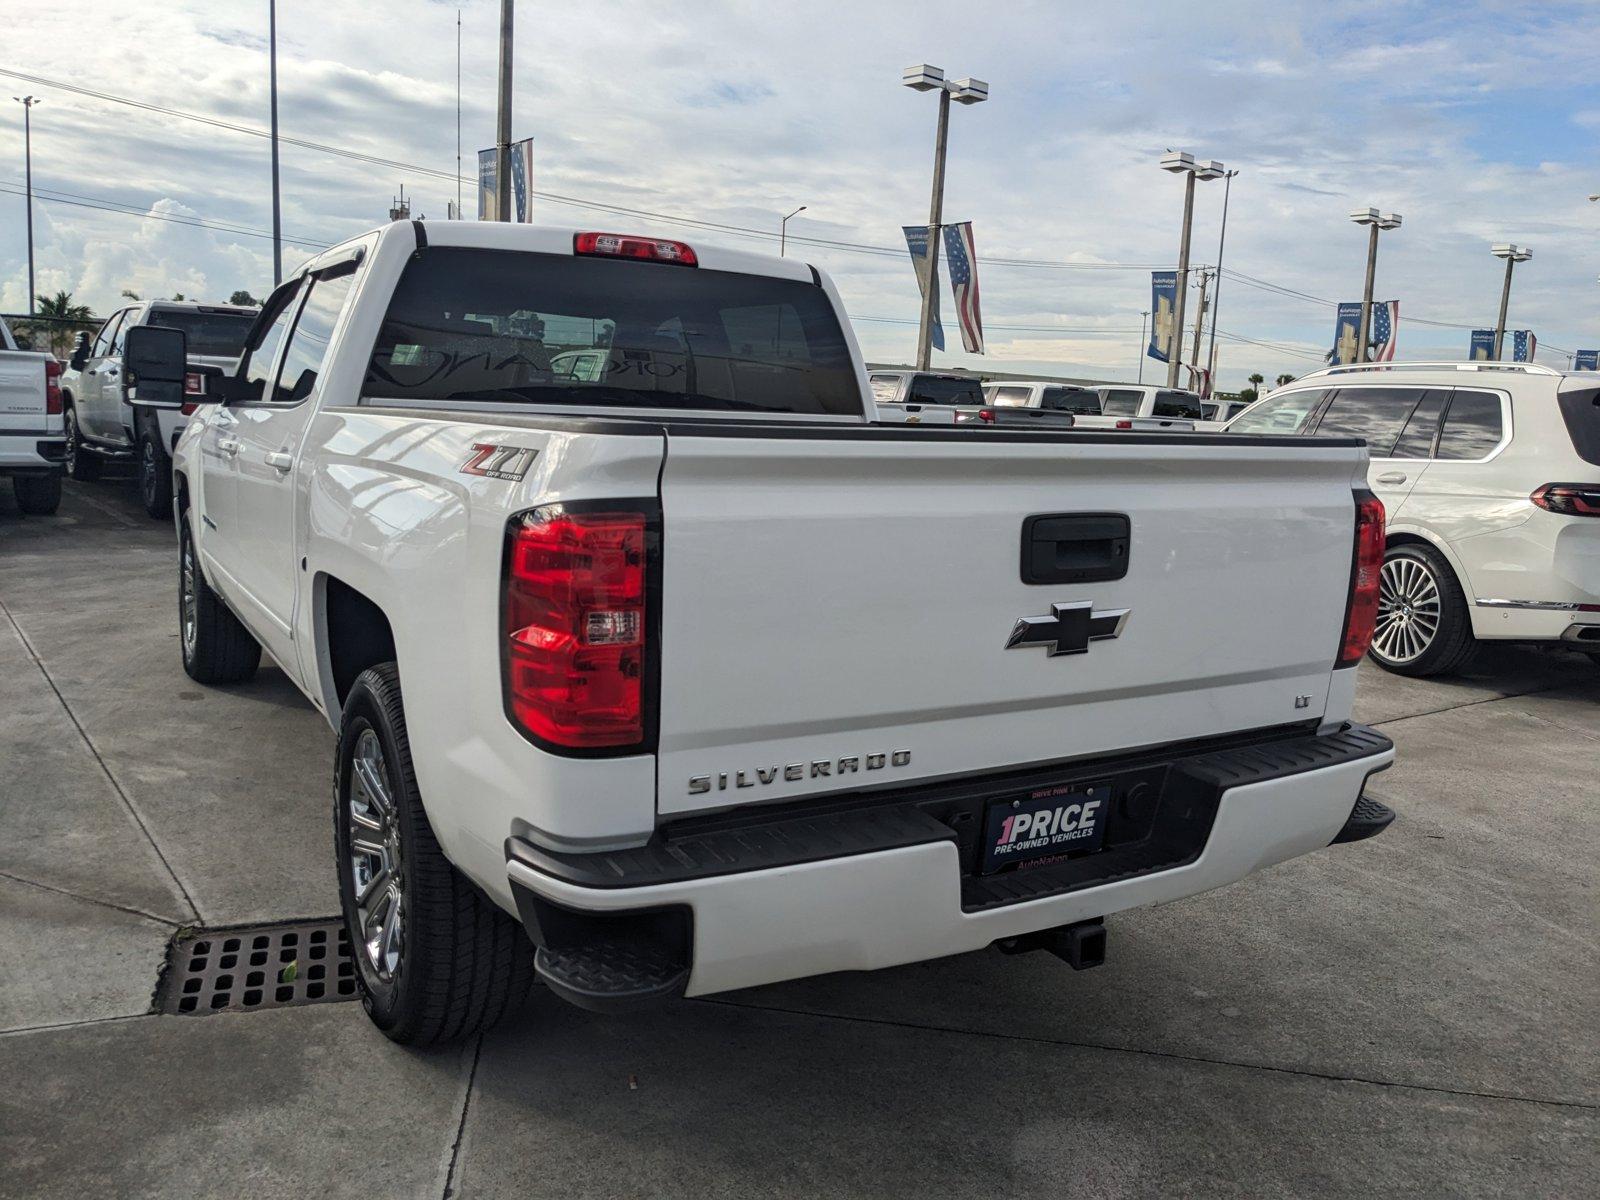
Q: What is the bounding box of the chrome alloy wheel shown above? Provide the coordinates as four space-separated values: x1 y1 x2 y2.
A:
1373 555 1441 665
180 535 198 657
348 729 404 981
141 439 159 504
64 413 78 473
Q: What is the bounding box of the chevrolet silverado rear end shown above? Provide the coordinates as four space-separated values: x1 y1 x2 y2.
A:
170 221 1395 1043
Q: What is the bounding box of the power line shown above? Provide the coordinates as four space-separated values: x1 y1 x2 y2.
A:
0 182 329 249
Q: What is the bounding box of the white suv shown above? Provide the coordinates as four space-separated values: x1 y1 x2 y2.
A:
1228 362 1600 675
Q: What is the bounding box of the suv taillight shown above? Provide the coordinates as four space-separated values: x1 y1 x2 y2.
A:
503 506 651 750
1531 483 1600 517
1339 490 1386 667
44 359 62 415
573 231 697 266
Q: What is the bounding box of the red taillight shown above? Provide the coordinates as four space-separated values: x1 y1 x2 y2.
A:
1531 483 1600 517
44 359 62 416
1340 491 1386 667
503 507 649 750
180 403 198 416
185 372 203 396
1115 419 1133 430
573 231 697 267
978 408 996 424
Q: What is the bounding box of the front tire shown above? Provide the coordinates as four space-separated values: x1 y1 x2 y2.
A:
1368 543 1476 677
139 433 173 519
179 517 261 684
336 663 534 1045
12 474 63 515
63 404 101 481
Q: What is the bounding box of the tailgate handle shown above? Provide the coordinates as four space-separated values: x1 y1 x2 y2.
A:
1021 513 1130 585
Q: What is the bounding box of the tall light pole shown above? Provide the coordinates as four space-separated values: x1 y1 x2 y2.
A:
495 0 515 222
1138 310 1149 383
11 95 37 315
1349 207 1401 362
1206 168 1238 384
902 64 988 370
268 2 281 285
1490 243 1532 360
1160 151 1225 388
780 205 806 256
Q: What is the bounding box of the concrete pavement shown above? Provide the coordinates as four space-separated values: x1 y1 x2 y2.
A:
2 477 1595 1198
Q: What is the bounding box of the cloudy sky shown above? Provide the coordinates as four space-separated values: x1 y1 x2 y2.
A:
2 0 1599 387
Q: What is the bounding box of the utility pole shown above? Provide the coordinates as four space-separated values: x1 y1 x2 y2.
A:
12 95 37 315
495 0 514 222
1189 268 1212 386
1138 310 1149 384
456 9 463 219
269 0 282 285
1206 169 1237 382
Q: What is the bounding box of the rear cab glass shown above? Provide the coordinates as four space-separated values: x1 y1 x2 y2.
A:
1101 389 1142 417
1153 391 1204 419
907 375 984 405
870 375 902 404
364 247 863 416
989 385 1032 407
146 309 257 358
1042 387 1100 414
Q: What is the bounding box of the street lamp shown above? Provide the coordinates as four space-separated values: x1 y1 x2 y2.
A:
903 64 989 369
780 205 806 256
1490 243 1532 360
11 95 37 316
1138 309 1149 383
1160 150 1226 388
1349 207 1402 363
1206 168 1239 386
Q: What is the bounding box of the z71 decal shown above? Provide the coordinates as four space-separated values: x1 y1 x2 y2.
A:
460 443 538 481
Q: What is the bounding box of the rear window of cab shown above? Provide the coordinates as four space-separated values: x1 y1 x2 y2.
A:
363 247 863 416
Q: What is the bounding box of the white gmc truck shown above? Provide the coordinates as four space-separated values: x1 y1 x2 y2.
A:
158 221 1396 1045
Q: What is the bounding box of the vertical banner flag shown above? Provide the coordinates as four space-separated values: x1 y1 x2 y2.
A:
1332 303 1362 364
942 222 984 354
476 138 535 221
902 226 945 352
1371 301 1399 361
1575 350 1599 371
1512 330 1537 363
1470 330 1495 360
1148 271 1177 362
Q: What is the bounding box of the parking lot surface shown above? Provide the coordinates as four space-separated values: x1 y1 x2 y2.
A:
2 478 1596 1198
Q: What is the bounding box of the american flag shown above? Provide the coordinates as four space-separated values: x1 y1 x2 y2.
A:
942 222 985 354
1513 330 1537 363
1371 300 1398 362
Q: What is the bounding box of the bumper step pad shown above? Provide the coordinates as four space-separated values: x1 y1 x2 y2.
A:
1331 793 1396 844
534 938 690 1013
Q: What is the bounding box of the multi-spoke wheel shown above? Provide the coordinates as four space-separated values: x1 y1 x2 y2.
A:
335 662 534 1045
178 516 260 684
1367 543 1476 677
348 729 404 981
63 404 101 481
139 433 173 519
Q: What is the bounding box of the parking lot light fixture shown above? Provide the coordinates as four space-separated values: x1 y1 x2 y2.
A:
1490 243 1533 359
12 95 37 316
1350 208 1403 363
1160 150 1227 387
903 64 989 370
780 205 806 256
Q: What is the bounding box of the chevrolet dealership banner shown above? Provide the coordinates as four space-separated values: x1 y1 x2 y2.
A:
1575 350 1598 371
902 226 945 352
1148 271 1176 363
1332 303 1362 365
477 138 535 221
1470 330 1495 361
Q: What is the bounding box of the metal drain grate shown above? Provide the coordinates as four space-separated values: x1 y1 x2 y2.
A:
158 918 358 1015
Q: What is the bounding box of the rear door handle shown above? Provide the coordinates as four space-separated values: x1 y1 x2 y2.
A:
265 451 293 474
217 437 240 457
1376 471 1407 485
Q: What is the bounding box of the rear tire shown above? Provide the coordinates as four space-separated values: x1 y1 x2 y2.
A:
63 404 101 482
179 517 261 684
335 663 535 1045
12 474 63 515
139 433 173 519
1368 543 1476 677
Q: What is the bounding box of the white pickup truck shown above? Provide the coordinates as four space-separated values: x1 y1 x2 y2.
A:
0 315 65 514
158 221 1396 1045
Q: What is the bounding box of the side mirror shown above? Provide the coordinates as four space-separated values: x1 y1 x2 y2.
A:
123 325 188 407
69 331 91 371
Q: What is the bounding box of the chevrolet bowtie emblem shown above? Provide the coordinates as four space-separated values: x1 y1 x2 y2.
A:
1006 602 1130 657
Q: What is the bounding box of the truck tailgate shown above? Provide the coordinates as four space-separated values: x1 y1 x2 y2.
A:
655 431 1364 816
0 352 49 435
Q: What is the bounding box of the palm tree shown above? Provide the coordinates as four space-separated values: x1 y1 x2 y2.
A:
120 289 141 301
1276 373 1295 387
1248 372 1265 394
32 291 95 358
